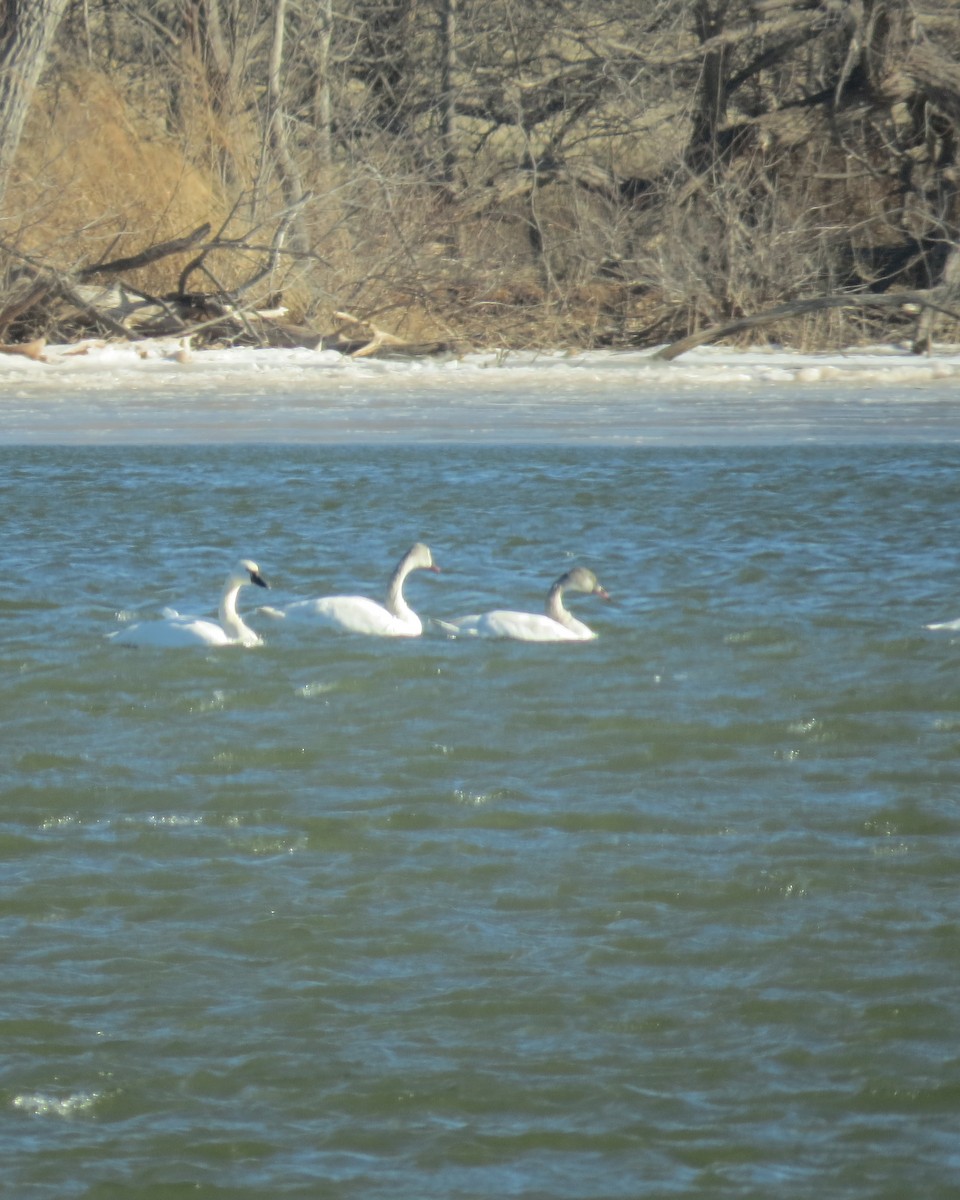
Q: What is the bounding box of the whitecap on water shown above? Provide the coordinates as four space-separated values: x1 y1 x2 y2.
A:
12 1091 101 1118
141 813 205 827
39 813 86 830
297 681 337 698
454 787 491 806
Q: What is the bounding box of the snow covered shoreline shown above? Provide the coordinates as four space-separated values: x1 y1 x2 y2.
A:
2 337 960 390
4 339 960 445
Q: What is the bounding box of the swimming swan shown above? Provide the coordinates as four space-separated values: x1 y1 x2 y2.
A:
440 566 610 642
109 559 269 647
268 542 440 637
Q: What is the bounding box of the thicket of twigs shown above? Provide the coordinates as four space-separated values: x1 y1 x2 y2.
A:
1 0 959 355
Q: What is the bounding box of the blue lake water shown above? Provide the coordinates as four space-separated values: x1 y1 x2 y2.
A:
2 379 960 1198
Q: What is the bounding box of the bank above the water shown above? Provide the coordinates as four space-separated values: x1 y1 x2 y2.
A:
3 339 960 394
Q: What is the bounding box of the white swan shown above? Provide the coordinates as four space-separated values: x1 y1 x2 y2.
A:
269 542 440 637
440 566 610 642
109 559 269 648
926 617 960 631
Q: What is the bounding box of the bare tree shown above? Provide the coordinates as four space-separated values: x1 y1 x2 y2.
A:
311 0 335 169
439 0 458 190
265 0 308 253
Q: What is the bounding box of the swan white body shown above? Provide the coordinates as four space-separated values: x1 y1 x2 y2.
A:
442 566 609 642
271 543 439 637
109 560 269 648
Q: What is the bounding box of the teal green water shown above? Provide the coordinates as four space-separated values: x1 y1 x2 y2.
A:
2 443 959 1198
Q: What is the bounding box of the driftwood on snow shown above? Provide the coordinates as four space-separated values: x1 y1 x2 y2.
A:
265 310 458 357
319 310 456 357
0 337 47 361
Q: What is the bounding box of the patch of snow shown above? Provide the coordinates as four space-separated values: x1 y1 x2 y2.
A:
0 337 958 392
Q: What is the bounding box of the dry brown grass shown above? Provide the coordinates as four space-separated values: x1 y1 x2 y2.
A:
5 70 227 294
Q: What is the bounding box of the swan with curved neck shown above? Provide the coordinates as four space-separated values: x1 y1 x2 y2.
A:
272 542 440 636
109 560 269 647
441 566 609 642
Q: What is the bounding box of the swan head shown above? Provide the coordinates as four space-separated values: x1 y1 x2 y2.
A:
404 542 441 574
234 559 269 589
557 566 609 600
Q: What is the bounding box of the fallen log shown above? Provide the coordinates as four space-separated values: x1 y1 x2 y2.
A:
652 290 960 361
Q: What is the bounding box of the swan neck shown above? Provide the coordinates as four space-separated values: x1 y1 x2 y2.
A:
386 559 414 621
546 581 575 630
219 579 255 641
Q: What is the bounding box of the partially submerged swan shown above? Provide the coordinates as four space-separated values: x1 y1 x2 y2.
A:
109 559 269 647
440 565 610 642
267 542 440 637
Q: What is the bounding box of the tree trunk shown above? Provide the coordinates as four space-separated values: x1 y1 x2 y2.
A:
181 0 243 188
0 0 70 211
312 0 334 169
689 0 730 159
266 0 309 254
439 0 458 190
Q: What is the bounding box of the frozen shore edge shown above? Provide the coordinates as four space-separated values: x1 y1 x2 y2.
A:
4 338 960 392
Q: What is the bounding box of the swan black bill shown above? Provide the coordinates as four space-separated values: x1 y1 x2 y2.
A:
251 572 269 589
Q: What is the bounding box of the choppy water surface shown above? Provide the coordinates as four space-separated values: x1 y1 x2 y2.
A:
3 435 960 1198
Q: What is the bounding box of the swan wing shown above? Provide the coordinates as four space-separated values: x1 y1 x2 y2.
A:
430 616 463 636
446 610 588 641
484 611 587 641
280 595 421 637
109 615 241 648
257 605 287 620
